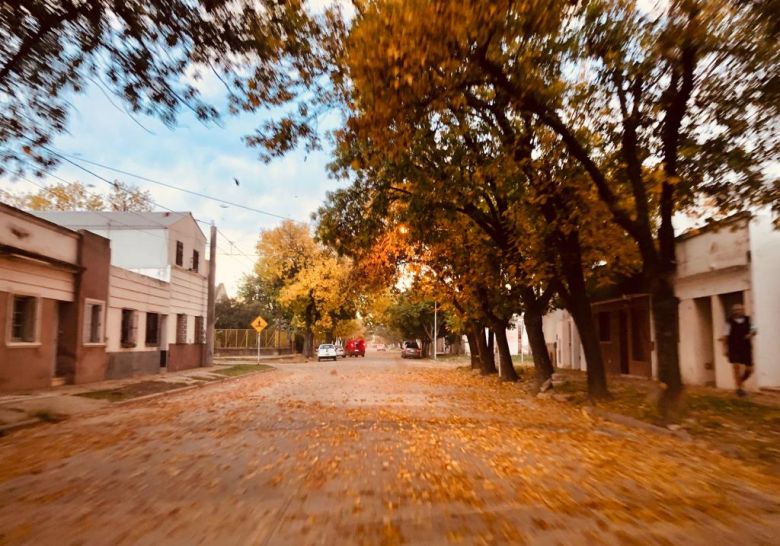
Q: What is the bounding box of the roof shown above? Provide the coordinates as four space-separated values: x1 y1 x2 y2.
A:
31 210 192 230
0 202 80 238
676 211 752 242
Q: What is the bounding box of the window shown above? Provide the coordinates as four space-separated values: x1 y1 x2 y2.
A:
176 313 187 344
192 250 199 272
145 312 160 346
10 295 38 343
175 241 184 266
120 309 137 348
84 300 105 344
598 312 611 342
194 316 204 343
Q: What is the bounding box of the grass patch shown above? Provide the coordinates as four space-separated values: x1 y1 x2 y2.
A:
213 364 275 377
550 369 780 472
511 354 535 365
77 381 188 402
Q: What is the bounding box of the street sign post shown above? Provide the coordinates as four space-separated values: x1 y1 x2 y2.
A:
251 316 268 363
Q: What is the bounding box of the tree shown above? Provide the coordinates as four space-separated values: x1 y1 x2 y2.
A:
106 181 153 212
383 292 451 358
249 220 358 357
331 0 778 416
215 297 268 330
3 180 153 212
1 0 317 176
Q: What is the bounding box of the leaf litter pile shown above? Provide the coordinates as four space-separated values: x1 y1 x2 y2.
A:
0 363 779 545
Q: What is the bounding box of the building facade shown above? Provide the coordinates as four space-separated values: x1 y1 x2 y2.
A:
544 211 780 391
34 211 210 380
0 203 110 390
0 205 210 392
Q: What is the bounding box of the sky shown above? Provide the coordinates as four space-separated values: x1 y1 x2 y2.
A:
0 73 344 297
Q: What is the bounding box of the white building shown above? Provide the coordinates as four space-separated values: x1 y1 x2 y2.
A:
34 211 210 378
544 211 780 392
462 315 531 358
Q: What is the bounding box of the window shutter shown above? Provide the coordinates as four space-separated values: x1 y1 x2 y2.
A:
130 311 138 346
84 306 92 344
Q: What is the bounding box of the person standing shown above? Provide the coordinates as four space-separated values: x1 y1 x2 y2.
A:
720 303 756 397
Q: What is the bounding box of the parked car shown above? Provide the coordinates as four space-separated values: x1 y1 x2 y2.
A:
375 343 387 351
401 340 422 359
345 338 366 357
336 345 346 359
317 343 338 361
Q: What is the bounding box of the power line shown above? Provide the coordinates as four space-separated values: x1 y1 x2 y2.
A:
218 228 258 267
14 151 262 269
50 148 303 222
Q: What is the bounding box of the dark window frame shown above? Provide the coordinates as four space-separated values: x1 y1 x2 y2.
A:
192 249 199 272
120 309 137 348
176 313 187 344
194 316 204 343
10 295 38 343
175 241 184 266
145 312 160 346
84 300 105 344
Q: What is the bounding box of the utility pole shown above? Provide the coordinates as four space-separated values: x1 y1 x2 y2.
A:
433 300 438 361
204 223 217 367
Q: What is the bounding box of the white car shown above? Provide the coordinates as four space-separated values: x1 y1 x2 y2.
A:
336 346 346 358
317 344 338 362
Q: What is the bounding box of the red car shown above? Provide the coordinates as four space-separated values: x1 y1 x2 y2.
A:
345 338 366 357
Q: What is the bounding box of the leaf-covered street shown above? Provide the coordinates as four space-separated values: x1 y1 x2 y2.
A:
1 354 778 545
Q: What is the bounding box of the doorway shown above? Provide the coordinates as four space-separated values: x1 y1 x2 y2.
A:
694 297 716 384
618 310 629 374
55 301 76 381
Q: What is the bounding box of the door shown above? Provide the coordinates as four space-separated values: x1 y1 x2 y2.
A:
55 301 74 379
618 310 630 374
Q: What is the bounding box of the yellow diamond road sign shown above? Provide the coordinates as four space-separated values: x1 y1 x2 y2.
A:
251 316 268 333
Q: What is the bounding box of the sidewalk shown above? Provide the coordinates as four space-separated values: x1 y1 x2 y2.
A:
0 354 298 433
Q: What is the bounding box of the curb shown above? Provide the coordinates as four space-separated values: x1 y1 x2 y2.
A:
583 406 692 441
0 367 277 436
114 367 278 406
0 418 44 437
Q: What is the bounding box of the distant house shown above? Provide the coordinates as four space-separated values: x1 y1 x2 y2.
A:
215 283 229 303
33 211 210 379
462 315 531 360
544 211 780 392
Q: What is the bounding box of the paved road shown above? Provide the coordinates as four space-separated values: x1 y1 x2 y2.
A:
1 352 779 545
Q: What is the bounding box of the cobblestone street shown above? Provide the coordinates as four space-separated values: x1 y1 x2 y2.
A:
1 354 779 545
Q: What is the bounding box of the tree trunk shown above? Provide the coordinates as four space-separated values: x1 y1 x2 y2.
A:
466 329 480 370
493 324 518 381
566 292 609 399
421 339 431 358
474 325 497 375
557 231 610 400
649 272 683 422
523 307 554 389
303 327 314 358
487 329 494 360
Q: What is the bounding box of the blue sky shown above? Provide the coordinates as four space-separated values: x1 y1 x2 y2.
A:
0 72 344 295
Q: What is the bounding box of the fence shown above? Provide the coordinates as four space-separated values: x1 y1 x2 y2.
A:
215 328 294 356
